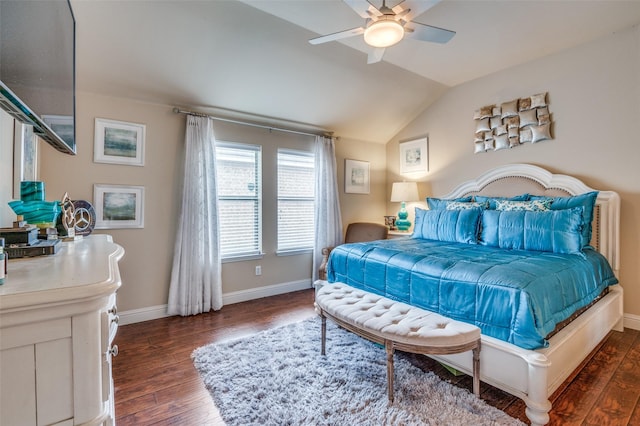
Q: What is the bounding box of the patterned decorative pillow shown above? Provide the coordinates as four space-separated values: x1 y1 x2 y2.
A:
474 141 485 153
426 196 473 210
446 201 487 210
495 199 552 211
495 125 507 136
474 194 529 209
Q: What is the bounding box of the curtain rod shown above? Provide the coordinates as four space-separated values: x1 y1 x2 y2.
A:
172 107 333 138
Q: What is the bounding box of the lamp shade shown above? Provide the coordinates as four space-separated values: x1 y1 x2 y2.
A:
390 182 419 203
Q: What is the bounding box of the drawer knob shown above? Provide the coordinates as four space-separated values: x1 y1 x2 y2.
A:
111 315 119 325
108 345 119 357
108 305 118 315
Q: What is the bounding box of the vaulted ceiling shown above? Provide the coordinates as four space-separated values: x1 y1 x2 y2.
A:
72 0 640 143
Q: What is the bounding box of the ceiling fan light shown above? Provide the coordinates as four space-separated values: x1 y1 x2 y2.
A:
364 20 404 48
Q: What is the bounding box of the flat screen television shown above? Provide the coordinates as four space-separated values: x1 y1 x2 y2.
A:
0 0 76 155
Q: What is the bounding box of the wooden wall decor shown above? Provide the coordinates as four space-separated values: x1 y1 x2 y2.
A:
473 92 553 153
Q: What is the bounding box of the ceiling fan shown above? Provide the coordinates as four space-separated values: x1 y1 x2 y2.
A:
309 0 455 64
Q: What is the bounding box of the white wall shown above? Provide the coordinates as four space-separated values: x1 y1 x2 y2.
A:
387 24 640 318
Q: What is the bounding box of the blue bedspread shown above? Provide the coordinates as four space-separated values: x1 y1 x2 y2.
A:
327 238 618 349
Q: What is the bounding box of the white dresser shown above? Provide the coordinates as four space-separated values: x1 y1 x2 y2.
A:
0 235 124 426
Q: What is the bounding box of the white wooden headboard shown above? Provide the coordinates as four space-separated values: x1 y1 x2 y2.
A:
443 163 620 273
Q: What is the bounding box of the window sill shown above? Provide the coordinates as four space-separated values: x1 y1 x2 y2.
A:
276 249 313 257
221 253 264 263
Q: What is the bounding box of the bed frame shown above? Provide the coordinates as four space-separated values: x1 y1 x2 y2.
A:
426 163 623 425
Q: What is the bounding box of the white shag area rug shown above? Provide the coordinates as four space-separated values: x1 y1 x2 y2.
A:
192 317 525 426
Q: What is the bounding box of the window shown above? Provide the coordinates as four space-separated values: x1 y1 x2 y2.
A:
216 142 261 259
277 149 315 253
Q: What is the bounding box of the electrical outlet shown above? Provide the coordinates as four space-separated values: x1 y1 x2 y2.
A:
255 265 262 276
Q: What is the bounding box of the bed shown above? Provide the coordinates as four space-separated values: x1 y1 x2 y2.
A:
319 163 622 426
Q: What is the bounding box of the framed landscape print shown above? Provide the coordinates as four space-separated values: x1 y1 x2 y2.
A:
399 137 428 174
94 118 145 166
344 159 370 194
94 184 145 229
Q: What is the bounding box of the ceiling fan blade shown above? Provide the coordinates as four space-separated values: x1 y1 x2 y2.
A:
393 0 441 23
309 27 365 45
367 47 386 64
343 0 382 19
404 21 455 44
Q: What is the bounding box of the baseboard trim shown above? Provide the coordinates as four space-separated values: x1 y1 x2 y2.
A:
118 279 312 325
118 304 170 326
624 313 640 331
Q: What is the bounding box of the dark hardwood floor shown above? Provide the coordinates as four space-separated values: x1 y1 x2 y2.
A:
113 289 640 425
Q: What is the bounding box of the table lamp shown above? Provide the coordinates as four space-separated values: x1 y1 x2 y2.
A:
390 182 420 231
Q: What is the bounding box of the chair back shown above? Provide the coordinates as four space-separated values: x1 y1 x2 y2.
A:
344 222 388 243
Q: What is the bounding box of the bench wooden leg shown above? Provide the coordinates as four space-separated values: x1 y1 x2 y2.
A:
385 340 395 403
321 314 326 356
472 340 481 397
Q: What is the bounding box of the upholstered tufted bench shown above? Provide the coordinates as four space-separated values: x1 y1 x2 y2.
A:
315 282 481 402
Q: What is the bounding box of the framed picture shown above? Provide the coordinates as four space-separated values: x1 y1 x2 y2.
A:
12 121 37 198
42 115 74 147
94 184 145 229
344 159 370 194
399 137 428 174
94 118 145 166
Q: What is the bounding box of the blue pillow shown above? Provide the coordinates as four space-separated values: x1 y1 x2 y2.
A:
530 191 598 246
426 196 473 210
480 208 585 255
474 193 529 209
413 207 482 244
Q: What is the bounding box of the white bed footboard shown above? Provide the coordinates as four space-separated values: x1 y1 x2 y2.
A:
429 285 623 426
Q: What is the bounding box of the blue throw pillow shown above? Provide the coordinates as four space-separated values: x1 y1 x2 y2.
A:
473 193 529 209
413 207 482 244
426 196 473 210
480 208 585 255
529 191 598 246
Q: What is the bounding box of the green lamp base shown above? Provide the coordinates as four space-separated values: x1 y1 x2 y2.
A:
396 202 411 231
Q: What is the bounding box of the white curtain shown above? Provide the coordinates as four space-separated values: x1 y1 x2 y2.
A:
167 115 223 316
312 136 343 282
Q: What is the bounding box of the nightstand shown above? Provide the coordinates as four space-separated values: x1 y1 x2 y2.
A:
387 230 412 239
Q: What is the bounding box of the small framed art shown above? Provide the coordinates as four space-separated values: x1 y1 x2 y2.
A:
344 159 370 194
94 184 145 229
399 137 428 174
94 118 145 166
